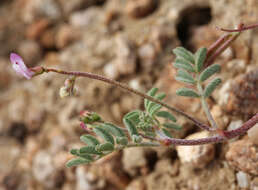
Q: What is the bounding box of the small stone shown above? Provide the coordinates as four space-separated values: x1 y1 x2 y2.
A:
125 0 158 18
225 69 258 118
26 19 50 40
114 35 137 75
122 148 156 176
138 43 157 70
226 138 258 175
69 8 102 27
176 131 215 168
75 167 93 190
17 40 42 67
226 59 246 76
251 177 258 190
22 0 61 23
103 63 119 79
236 171 250 189
248 123 258 145
56 25 79 49
227 120 243 131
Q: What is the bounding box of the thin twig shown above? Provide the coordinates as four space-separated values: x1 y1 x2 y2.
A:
217 23 258 32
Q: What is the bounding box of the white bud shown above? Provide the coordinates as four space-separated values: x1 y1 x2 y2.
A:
59 86 69 98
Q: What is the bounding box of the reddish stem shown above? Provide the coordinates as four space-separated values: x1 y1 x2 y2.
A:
162 113 258 145
217 23 258 32
44 68 212 131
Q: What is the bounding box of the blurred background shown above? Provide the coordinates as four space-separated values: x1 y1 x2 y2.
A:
0 0 258 189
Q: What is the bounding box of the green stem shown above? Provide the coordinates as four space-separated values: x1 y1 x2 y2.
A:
197 82 218 130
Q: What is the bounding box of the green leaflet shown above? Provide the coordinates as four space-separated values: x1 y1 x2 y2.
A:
116 137 128 145
80 134 100 146
93 126 114 145
162 128 173 138
149 104 162 116
176 87 200 98
124 110 141 125
144 88 158 109
195 47 207 72
66 158 91 167
101 123 125 137
156 111 177 122
199 64 221 82
173 47 195 64
79 146 102 155
175 69 196 85
173 58 195 73
147 92 166 114
203 78 222 98
96 142 114 152
163 123 182 130
132 135 143 143
123 118 138 138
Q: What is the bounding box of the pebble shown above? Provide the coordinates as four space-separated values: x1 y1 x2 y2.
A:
125 0 158 18
103 62 119 79
138 43 157 70
176 131 215 168
56 25 79 49
226 138 258 175
69 8 102 27
114 35 137 75
236 171 250 189
247 123 258 145
17 40 42 67
22 0 61 23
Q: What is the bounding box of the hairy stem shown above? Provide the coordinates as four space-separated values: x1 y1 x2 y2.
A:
44 68 211 131
197 82 218 130
158 113 258 146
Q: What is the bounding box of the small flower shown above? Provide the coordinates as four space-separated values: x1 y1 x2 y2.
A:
10 53 35 79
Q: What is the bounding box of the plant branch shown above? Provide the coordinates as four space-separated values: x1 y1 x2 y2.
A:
43 67 212 131
217 23 258 32
158 113 258 146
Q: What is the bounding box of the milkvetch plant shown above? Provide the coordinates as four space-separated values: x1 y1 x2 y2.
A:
10 23 258 167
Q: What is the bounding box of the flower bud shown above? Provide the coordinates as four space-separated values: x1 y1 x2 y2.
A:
80 111 101 124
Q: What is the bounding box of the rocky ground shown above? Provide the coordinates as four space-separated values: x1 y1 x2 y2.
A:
0 0 258 190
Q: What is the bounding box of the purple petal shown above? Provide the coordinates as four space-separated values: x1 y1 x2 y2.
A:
10 53 34 79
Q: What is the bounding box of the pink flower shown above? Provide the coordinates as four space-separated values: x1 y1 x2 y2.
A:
10 53 35 79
